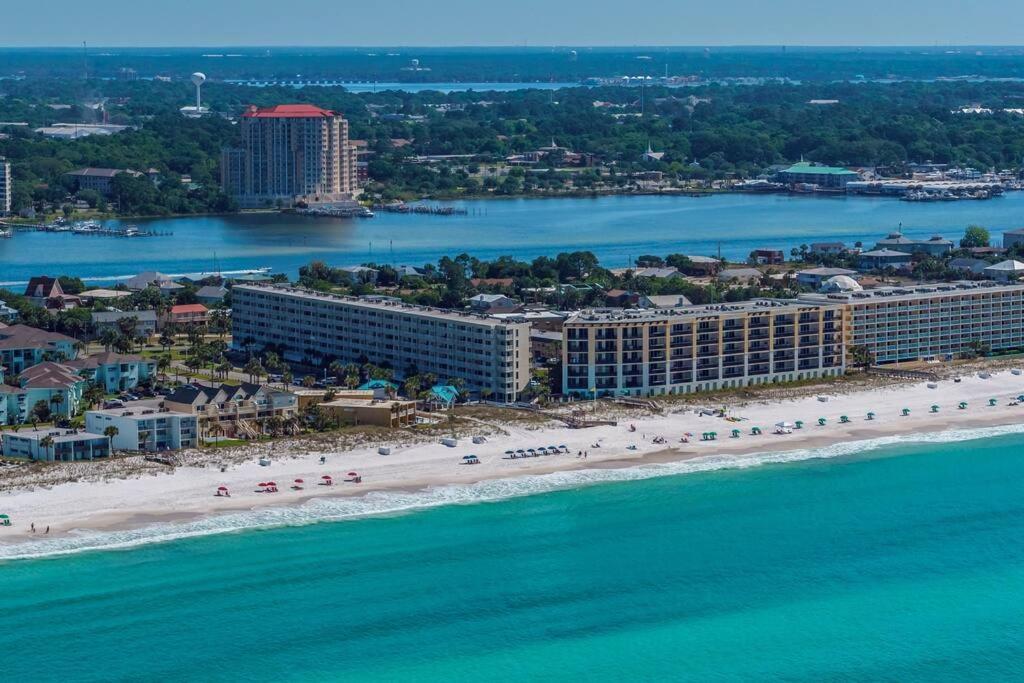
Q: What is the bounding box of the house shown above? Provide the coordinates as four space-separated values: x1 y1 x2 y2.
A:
65 352 157 393
164 382 297 438
639 294 693 309
751 249 785 266
634 267 683 280
86 406 198 452
0 300 17 322
91 310 159 339
858 249 913 271
396 265 426 279
717 268 762 284
948 257 990 275
64 167 142 195
874 233 954 257
1003 228 1024 250
467 293 522 314
23 276 80 310
0 325 77 375
983 260 1024 282
604 289 641 307
195 285 228 305
124 271 182 295
679 255 721 276
163 304 209 328
78 289 133 305
796 267 858 289
810 242 846 255
339 266 379 285
1 428 111 461
14 361 88 420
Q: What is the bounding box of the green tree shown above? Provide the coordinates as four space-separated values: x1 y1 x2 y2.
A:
961 225 991 249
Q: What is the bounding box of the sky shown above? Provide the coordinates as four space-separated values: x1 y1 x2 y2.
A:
3 0 1024 47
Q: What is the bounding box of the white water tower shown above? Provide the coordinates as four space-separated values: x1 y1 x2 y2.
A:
190 72 206 110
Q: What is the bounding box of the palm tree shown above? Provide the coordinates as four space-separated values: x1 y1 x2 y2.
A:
243 358 265 384
137 430 150 451
217 358 233 380
103 425 119 455
98 328 119 352
159 329 176 353
157 353 172 381
282 369 294 389
302 375 316 388
38 435 54 462
49 393 64 417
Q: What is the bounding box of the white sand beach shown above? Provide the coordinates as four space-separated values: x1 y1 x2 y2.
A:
2 370 1024 544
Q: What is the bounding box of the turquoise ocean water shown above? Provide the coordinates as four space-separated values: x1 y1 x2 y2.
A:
4 429 1024 681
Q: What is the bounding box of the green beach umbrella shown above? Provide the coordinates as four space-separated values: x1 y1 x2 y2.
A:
795 420 804 429
731 429 741 438
709 431 717 440
902 408 910 416
818 417 826 426
931 405 939 413
840 415 850 423
866 412 875 420
959 401 967 409
989 398 998 406
0 514 8 519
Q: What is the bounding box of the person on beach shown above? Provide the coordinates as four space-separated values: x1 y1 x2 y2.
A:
44 526 49 534
30 523 35 533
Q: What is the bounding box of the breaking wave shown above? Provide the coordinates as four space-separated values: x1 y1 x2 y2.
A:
3 422 1024 562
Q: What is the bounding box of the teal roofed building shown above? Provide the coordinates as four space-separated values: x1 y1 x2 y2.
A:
427 384 459 409
358 379 398 399
776 161 860 188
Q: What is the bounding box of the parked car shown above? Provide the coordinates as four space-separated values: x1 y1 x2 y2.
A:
104 400 125 409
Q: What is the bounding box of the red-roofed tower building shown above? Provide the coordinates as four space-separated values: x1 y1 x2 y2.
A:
223 104 356 207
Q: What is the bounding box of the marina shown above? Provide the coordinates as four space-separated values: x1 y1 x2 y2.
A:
1 220 171 238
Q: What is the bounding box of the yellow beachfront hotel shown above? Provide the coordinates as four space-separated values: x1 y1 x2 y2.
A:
563 300 845 398
801 281 1024 364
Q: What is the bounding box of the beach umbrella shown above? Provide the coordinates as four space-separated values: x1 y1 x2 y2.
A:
709 431 717 440
321 475 332 480
731 429 741 438
795 421 803 429
266 481 277 487
751 427 761 435
959 401 967 409
462 455 475 460
217 486 228 491
257 482 267 487
866 412 875 420
989 398 998 406
505 450 514 455
930 405 939 413
347 471 358 477
840 415 850 423
902 408 910 416
818 417 826 426
1018 395 1024 402
294 479 304 484
0 514 9 519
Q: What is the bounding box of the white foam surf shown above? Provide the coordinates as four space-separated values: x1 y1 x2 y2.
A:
3 422 1023 562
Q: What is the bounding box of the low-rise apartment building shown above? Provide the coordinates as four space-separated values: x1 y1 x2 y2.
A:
164 382 297 438
231 285 531 402
86 406 199 452
66 352 158 393
2 428 111 461
563 300 845 398
801 281 1024 363
0 325 78 374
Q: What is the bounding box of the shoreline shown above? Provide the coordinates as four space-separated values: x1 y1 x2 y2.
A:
3 371 1024 555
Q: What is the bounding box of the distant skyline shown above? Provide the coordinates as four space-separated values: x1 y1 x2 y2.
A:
4 0 1024 47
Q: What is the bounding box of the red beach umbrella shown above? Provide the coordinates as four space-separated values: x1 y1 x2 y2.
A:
258 482 268 487
347 472 358 477
294 478 304 484
266 482 277 487
321 475 332 480
217 486 228 491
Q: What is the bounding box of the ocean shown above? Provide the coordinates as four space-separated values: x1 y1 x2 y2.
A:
3 428 1024 681
4 192 1024 285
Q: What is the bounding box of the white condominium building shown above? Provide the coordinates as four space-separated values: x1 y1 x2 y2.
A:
223 104 356 207
0 157 11 215
231 285 531 402
563 300 845 398
802 281 1024 363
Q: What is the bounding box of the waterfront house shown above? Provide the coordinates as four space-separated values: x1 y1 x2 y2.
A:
751 249 785 266
124 271 184 296
163 304 209 328
1 428 111 461
86 406 198 452
23 276 80 310
810 242 846 256
874 233 954 257
65 352 157 393
91 310 159 339
679 255 721 276
0 300 17 322
634 267 683 280
319 396 417 428
857 249 913 271
948 257 990 275
0 325 77 375
339 266 379 285
78 289 133 305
